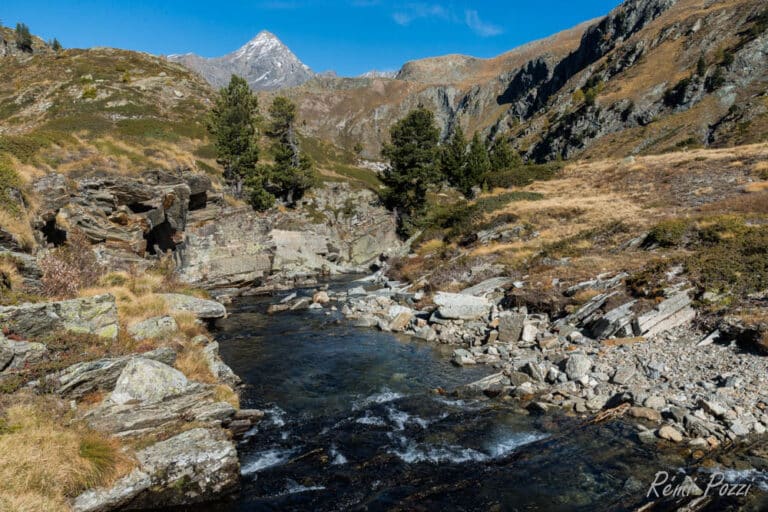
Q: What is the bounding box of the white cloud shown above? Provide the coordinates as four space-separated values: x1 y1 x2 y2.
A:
392 3 448 26
464 9 502 37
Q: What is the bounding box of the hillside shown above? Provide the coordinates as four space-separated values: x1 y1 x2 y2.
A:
273 0 767 161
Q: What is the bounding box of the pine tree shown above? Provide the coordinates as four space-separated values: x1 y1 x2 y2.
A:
207 75 262 202
381 107 441 235
696 55 707 76
441 125 467 189
51 38 62 52
15 23 33 53
461 133 491 197
262 96 315 205
488 137 522 171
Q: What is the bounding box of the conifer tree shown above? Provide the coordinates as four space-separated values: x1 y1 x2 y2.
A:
15 23 33 52
207 75 262 202
381 107 441 235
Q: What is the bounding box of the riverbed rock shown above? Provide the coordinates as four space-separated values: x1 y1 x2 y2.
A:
452 349 477 366
127 316 179 341
312 291 330 304
628 406 663 422
110 358 189 405
434 292 491 320
658 425 684 442
0 293 119 339
497 312 525 343
159 293 226 320
73 428 239 511
565 354 592 380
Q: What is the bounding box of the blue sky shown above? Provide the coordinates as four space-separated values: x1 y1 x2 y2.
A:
2 1 622 76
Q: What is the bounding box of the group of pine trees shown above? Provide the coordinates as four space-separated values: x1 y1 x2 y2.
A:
208 75 315 211
3 21 63 52
381 106 521 235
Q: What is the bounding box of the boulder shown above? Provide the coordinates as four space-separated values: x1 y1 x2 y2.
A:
434 292 491 320
565 354 592 380
0 336 47 373
127 316 178 341
497 312 525 343
110 358 189 405
51 348 176 399
388 311 413 332
159 293 226 320
412 325 437 342
73 428 239 511
628 406 663 422
0 293 119 339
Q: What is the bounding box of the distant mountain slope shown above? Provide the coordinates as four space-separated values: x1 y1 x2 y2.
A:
168 31 314 91
269 0 767 162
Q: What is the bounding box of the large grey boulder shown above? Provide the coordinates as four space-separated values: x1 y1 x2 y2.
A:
159 293 226 320
434 292 491 320
589 300 637 339
73 428 239 512
459 277 512 297
127 316 179 341
0 293 119 339
110 358 189 405
51 347 176 399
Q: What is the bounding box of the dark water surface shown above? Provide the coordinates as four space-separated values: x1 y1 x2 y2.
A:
190 284 768 512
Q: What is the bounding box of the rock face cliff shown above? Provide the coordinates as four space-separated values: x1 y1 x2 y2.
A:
168 31 314 91
27 167 401 293
179 182 403 293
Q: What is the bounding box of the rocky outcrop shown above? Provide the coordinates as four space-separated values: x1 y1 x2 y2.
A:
0 293 119 339
433 292 492 321
179 183 402 291
73 428 239 512
33 168 213 269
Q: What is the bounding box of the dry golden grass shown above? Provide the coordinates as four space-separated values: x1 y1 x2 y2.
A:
0 210 36 251
172 311 206 339
743 181 768 193
416 238 447 256
175 343 216 384
0 259 22 291
213 384 240 409
572 289 602 305
0 395 134 512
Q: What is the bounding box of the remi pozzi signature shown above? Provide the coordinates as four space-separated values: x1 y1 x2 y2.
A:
647 470 755 499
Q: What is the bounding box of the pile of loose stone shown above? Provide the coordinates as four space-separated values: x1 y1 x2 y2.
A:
282 272 768 448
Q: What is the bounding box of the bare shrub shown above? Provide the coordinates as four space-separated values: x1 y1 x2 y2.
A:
39 230 104 298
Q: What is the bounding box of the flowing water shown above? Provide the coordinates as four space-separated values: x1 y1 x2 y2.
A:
192 283 768 512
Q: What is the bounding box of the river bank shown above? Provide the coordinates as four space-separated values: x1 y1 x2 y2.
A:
265 270 768 461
